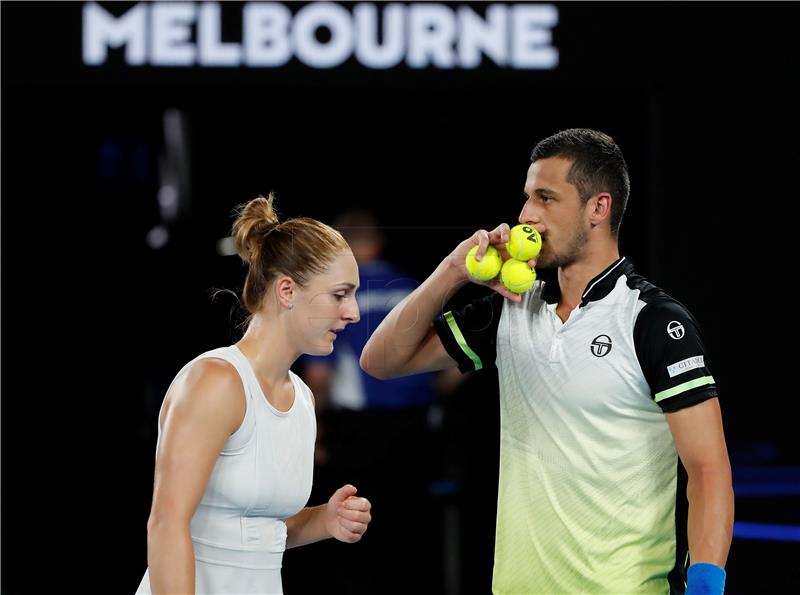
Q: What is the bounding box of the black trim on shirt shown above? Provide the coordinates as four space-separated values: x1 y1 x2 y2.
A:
539 257 636 307
629 273 717 412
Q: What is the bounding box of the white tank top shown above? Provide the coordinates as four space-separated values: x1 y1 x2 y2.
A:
136 345 316 594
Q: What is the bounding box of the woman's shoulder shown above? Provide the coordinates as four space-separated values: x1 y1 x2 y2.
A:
183 356 241 387
160 353 246 433
175 346 245 389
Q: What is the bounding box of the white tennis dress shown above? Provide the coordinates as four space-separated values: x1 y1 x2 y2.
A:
136 345 316 595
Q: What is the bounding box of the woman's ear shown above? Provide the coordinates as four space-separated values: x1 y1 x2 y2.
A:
274 275 296 310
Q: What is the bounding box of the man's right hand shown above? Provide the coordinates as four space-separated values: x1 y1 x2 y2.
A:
446 223 535 303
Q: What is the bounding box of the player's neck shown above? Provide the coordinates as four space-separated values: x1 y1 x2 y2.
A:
557 243 620 313
236 314 295 388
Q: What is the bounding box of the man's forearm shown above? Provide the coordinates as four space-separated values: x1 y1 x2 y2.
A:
361 259 467 377
687 466 734 567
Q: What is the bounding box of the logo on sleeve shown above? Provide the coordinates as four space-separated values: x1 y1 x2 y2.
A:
590 335 612 357
667 355 705 378
667 321 685 340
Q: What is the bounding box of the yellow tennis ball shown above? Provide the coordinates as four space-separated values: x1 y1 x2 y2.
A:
466 245 503 281
506 224 542 261
501 259 536 294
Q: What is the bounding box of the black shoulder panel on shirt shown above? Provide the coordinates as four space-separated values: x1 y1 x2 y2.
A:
628 274 717 412
433 292 504 373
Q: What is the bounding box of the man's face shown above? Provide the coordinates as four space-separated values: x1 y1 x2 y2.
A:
519 156 589 269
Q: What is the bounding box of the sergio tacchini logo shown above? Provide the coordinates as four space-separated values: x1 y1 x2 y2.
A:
590 335 612 357
667 321 685 340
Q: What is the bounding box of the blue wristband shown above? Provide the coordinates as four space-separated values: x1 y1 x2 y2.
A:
685 563 726 595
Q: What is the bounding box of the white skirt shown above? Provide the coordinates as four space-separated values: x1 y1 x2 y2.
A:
136 517 286 595
136 541 284 595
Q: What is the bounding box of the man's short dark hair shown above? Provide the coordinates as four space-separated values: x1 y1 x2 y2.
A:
530 129 630 236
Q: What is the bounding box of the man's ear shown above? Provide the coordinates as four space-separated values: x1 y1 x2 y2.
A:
588 192 613 227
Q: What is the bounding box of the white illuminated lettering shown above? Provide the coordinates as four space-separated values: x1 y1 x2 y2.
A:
407 3 456 68
198 2 242 65
81 2 560 71
353 3 404 69
151 2 196 66
457 4 506 69
292 2 353 68
244 3 292 66
511 4 558 69
83 2 146 65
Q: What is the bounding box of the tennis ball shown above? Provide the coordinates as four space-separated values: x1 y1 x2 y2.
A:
466 245 503 281
506 224 542 261
501 259 536 294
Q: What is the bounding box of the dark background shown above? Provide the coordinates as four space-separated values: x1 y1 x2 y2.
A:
2 2 799 593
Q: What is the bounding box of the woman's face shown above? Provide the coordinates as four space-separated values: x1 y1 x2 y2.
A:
294 250 361 356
